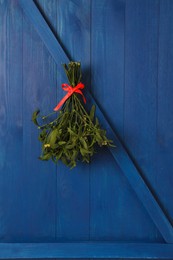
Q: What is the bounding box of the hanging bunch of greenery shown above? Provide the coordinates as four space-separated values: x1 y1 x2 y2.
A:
32 61 114 168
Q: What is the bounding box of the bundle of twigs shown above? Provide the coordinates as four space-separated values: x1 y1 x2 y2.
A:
32 62 114 168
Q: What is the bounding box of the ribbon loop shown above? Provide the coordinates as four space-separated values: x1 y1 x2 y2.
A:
54 82 86 111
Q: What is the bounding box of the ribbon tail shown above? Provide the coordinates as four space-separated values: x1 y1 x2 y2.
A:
82 94 86 104
75 89 86 104
80 94 86 104
54 93 70 111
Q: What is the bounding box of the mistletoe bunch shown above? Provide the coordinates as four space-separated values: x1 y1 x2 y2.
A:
32 62 114 168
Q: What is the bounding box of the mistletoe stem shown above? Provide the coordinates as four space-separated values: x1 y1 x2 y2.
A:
42 111 56 120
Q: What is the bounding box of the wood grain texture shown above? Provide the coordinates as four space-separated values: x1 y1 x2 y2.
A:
90 0 126 241
157 0 173 228
19 0 69 68
124 0 163 242
0 0 24 241
17 0 173 243
0 242 173 259
22 0 57 241
0 0 173 258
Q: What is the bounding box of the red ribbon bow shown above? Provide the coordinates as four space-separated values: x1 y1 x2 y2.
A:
54 82 86 111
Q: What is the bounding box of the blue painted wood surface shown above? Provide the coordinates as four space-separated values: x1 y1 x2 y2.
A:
0 0 173 258
0 0 24 242
19 0 173 243
157 0 173 230
0 242 173 259
124 0 161 242
90 0 126 241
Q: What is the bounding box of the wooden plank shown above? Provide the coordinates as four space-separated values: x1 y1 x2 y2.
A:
55 0 90 240
0 0 25 241
19 0 69 71
0 242 173 259
18 0 173 242
22 0 57 241
124 0 162 241
90 0 127 240
156 0 173 228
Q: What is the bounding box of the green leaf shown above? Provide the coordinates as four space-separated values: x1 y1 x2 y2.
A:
61 156 69 166
80 147 92 156
89 136 96 147
39 153 51 161
47 129 59 147
58 141 66 145
80 137 88 150
95 131 103 143
66 142 76 149
55 150 63 161
95 117 99 127
89 105 95 121
38 129 47 142
71 150 78 161
68 160 77 169
32 109 40 126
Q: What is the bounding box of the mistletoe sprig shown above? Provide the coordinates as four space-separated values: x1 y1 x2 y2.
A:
32 62 114 168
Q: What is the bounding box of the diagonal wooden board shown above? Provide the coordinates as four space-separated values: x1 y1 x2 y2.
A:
18 0 173 243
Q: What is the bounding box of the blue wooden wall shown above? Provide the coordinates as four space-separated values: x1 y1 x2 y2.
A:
0 0 173 254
